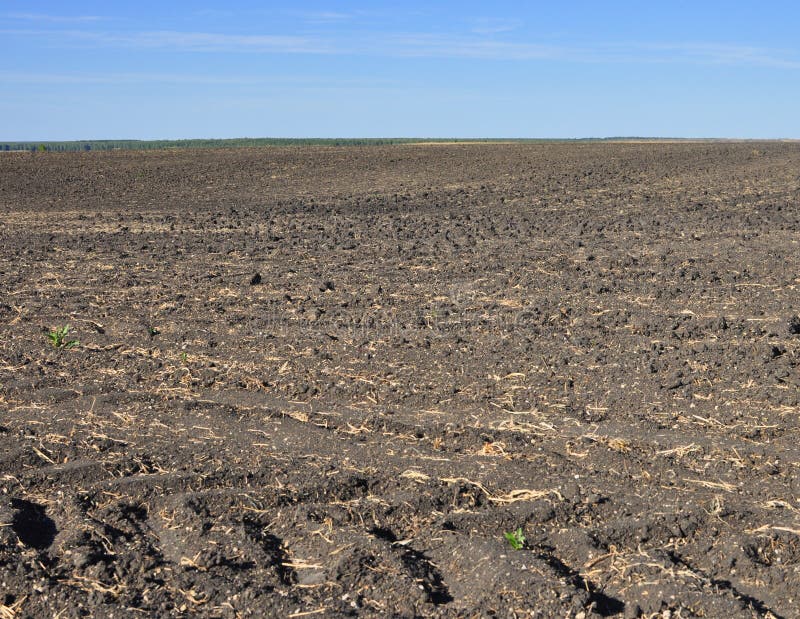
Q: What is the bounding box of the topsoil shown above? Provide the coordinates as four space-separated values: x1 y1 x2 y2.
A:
1 142 800 618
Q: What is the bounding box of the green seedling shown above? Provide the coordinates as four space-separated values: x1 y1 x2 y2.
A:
504 527 526 550
47 324 78 349
148 326 160 337
180 352 188 364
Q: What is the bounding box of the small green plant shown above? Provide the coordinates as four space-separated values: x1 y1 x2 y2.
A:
504 527 526 550
47 324 78 349
180 352 188 364
147 326 160 337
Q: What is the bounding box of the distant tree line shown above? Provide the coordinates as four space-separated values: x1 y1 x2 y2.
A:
0 137 697 153
0 138 468 152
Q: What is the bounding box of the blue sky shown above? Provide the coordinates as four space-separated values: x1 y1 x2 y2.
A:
2 1 800 139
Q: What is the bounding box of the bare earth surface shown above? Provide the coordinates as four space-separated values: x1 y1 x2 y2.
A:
1 143 800 618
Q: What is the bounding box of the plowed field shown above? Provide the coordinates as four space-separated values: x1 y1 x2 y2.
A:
1 143 800 617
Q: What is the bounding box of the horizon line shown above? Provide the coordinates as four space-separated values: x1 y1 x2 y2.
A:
3 137 800 144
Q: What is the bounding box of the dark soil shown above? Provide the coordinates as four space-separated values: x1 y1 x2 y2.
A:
1 142 800 617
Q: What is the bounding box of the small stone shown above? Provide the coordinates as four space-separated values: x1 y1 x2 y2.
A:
71 550 93 569
624 603 642 619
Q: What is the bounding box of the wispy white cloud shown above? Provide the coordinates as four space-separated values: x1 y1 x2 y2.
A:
10 29 336 54
295 10 355 23
0 70 395 87
384 35 800 67
2 12 105 23
286 8 398 25
116 30 332 53
382 33 575 60
380 34 800 66
0 71 258 85
1 25 799 69
640 42 800 69
468 17 524 36
192 9 237 19
188 9 364 25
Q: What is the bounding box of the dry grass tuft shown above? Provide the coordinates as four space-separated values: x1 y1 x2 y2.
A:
440 477 561 503
684 478 737 493
400 469 431 483
0 596 26 619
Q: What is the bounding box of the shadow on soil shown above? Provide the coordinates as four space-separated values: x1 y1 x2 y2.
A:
371 526 453 605
11 499 57 550
539 549 624 616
